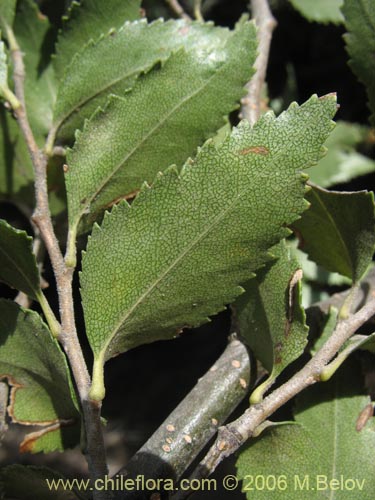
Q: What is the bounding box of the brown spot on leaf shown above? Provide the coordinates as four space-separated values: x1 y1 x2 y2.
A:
356 403 374 432
239 146 269 156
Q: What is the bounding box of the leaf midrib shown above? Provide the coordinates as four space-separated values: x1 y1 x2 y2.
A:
72 53 237 229
54 64 147 133
100 187 250 359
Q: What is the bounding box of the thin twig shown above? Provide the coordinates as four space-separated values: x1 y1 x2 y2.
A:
194 0 204 21
180 295 375 490
164 0 192 20
6 26 109 499
241 0 277 125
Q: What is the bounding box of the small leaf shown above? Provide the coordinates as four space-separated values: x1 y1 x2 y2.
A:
53 19 237 142
289 0 344 24
0 219 41 300
0 300 80 453
0 107 34 206
80 94 337 400
0 465 86 500
53 0 141 80
307 121 375 188
342 0 375 125
0 0 17 34
13 0 57 141
236 362 375 500
235 240 308 402
293 185 375 282
65 21 257 236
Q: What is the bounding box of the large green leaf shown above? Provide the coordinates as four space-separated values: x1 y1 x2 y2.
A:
0 219 40 300
65 21 257 238
343 0 375 125
236 362 375 500
289 0 344 24
13 0 57 141
235 240 308 402
0 465 86 500
53 19 238 142
293 185 375 282
53 0 141 80
307 121 375 188
0 0 17 34
0 300 80 453
0 107 34 205
80 94 337 400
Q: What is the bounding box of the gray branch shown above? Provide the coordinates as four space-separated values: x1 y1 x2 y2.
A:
241 0 277 125
113 338 251 499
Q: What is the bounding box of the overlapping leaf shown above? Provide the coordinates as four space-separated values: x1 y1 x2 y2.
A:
0 300 80 453
54 0 141 80
343 0 375 125
80 95 337 399
14 0 57 141
236 362 375 500
65 21 257 236
289 0 344 24
307 121 375 188
53 19 236 142
0 219 41 300
293 184 375 282
235 240 308 401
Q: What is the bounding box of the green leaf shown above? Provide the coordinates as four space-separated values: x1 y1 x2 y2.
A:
293 185 375 282
0 107 34 205
65 21 257 238
307 121 375 188
53 19 237 143
342 0 375 125
235 240 308 402
0 300 80 453
0 465 86 500
0 0 17 34
14 0 57 141
53 0 141 80
80 94 337 400
289 0 344 24
236 362 375 500
0 219 41 300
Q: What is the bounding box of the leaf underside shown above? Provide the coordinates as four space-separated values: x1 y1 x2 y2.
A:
81 95 337 377
65 20 257 235
0 300 80 453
